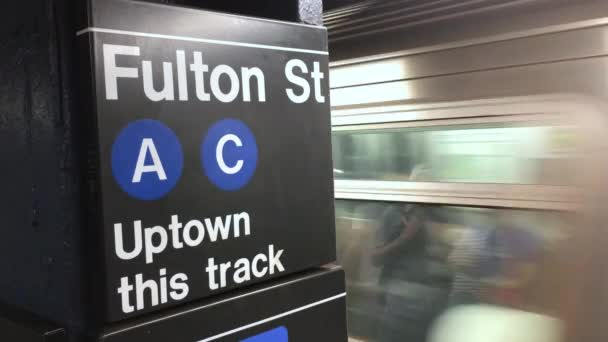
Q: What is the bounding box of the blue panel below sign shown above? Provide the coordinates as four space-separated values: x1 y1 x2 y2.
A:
241 326 288 342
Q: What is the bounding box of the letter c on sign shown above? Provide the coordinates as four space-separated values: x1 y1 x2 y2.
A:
202 119 258 191
216 134 244 175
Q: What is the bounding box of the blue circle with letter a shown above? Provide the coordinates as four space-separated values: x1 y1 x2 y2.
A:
201 119 258 191
111 119 183 200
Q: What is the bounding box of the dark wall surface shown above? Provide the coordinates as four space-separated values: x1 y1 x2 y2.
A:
140 0 323 25
0 0 85 333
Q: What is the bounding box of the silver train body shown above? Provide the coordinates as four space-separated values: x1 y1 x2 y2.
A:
326 1 608 341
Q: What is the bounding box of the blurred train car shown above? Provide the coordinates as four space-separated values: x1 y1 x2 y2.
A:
325 0 608 341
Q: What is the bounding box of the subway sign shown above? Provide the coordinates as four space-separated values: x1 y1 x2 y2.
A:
78 0 335 321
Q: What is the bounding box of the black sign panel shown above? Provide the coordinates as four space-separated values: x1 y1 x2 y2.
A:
78 0 335 321
99 267 347 342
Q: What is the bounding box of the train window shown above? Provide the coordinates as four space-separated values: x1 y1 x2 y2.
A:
332 122 579 185
335 199 584 342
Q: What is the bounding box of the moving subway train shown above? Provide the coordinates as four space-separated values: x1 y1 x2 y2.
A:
325 0 608 341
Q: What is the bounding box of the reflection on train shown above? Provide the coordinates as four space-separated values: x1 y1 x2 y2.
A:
326 0 608 341
336 201 575 342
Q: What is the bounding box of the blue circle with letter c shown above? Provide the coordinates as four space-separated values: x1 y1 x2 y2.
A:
111 119 183 200
201 119 258 191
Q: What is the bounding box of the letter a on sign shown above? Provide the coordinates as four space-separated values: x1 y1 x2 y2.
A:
111 119 183 200
132 138 168 183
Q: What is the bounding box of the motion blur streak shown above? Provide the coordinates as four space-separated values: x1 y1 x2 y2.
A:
325 0 608 341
